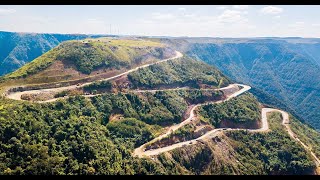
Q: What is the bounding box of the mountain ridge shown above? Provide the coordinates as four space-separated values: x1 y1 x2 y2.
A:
0 31 110 76
0 35 320 175
151 37 320 130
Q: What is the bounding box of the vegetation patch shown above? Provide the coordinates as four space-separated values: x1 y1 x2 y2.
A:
83 81 112 94
225 112 315 175
2 38 173 82
155 112 316 175
199 93 261 128
146 123 212 150
5 48 59 79
128 57 231 89
289 115 320 158
106 118 162 148
0 96 174 175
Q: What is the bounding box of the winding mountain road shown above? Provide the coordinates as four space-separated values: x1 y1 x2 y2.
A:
3 48 319 173
132 83 238 93
4 51 183 102
133 92 320 172
133 84 251 157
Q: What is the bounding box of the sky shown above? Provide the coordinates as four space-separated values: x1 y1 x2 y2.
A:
1 5 320 37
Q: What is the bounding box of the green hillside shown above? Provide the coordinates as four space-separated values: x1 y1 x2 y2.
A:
199 93 261 128
0 36 319 175
154 111 315 175
0 89 318 174
0 31 91 76
128 56 231 89
153 37 320 130
0 38 175 91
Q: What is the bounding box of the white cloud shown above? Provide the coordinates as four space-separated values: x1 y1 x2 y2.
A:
136 8 253 37
289 21 305 27
284 21 310 36
70 18 108 34
287 22 306 34
140 19 154 24
216 6 227 10
232 5 249 10
2 5 320 38
217 9 248 23
0 8 16 15
151 12 176 20
295 21 305 25
86 18 104 23
260 6 283 15
184 14 195 18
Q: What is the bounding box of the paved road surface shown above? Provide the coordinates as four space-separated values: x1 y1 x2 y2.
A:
4 48 319 173
5 51 183 102
134 106 320 172
133 84 250 157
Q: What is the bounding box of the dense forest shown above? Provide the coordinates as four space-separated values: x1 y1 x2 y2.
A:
2 33 320 131
153 112 315 175
128 57 231 89
0 92 187 175
0 36 319 175
146 93 260 149
184 39 320 130
0 87 225 175
0 89 317 174
199 93 261 128
153 37 320 130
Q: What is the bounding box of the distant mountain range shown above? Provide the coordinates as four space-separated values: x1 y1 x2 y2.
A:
1 37 319 175
156 37 320 130
0 31 319 130
0 31 111 76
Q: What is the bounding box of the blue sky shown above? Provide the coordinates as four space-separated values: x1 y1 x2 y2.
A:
0 5 320 37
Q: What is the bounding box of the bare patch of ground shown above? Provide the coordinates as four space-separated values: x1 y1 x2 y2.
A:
109 114 125 122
